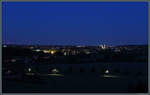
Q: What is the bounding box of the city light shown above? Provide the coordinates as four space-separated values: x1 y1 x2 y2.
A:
43 49 56 54
43 50 50 53
100 44 106 50
50 50 56 55
35 49 41 52
64 52 67 56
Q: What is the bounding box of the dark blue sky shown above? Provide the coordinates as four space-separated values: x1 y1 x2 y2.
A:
2 2 148 46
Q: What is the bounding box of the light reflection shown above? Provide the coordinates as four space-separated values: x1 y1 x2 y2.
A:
103 75 119 78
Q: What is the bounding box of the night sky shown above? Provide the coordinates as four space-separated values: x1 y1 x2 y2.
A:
2 2 148 46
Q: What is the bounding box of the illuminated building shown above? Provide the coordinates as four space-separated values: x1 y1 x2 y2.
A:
50 50 56 55
71 50 76 55
43 50 50 53
43 49 56 55
35 49 41 52
64 52 67 56
100 44 106 50
63 51 70 56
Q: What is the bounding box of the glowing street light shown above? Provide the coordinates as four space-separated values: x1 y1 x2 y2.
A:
51 68 59 74
105 69 109 74
28 68 31 72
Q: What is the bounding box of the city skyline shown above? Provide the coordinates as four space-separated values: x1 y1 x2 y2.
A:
2 2 148 46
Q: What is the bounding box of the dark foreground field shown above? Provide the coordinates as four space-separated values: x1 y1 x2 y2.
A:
3 62 148 93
